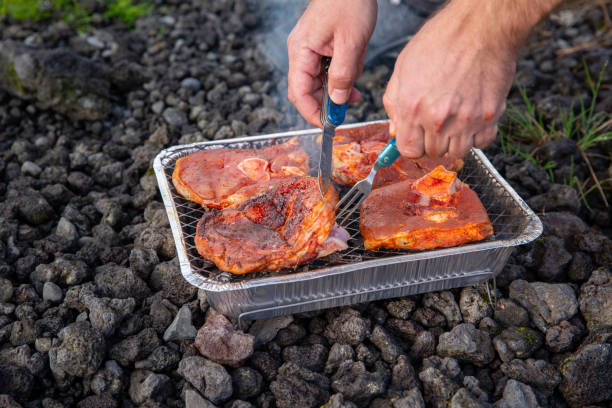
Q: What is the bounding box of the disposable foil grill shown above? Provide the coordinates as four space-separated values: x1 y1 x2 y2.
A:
154 120 542 321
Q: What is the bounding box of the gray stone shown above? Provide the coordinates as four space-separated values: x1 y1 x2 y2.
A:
0 394 23 408
195 314 254 367
545 320 581 353
73 284 136 337
528 183 581 213
248 315 293 345
128 370 171 405
323 308 371 345
437 323 495 365
493 299 529 328
270 362 330 408
370 324 404 364
162 107 187 128
533 236 573 281
184 389 216 408
90 360 124 396
42 282 63 303
567 251 593 281
0 41 111 120
163 305 197 342
410 330 436 359
21 161 41 177
423 291 463 326
149 258 196 304
559 343 612 406
177 356 233 404
579 268 612 330
49 321 105 379
494 380 538 408
330 360 387 406
501 359 561 395
459 287 492 325
0 277 14 302
509 280 578 332
17 192 54 225
325 343 354 375
540 212 588 249
181 77 201 92
493 327 543 362
323 393 358 408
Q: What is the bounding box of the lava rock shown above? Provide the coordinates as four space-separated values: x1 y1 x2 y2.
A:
459 287 492 325
501 359 561 395
248 315 293 346
17 192 54 225
149 258 196 304
559 343 612 406
578 268 612 330
436 323 495 365
493 327 543 362
495 379 539 408
183 389 216 408
540 212 588 250
567 251 593 282
528 184 581 213
195 314 254 367
391 355 419 392
0 277 13 302
0 41 110 120
163 305 197 342
448 388 485 408
322 393 358 408
509 280 578 332
10 320 39 346
282 344 328 372
177 356 233 404
330 360 387 406
418 366 460 408
134 345 180 372
411 307 447 328
42 282 63 303
129 248 159 280
532 236 573 281
94 264 150 300
162 107 187 128
109 327 160 367
90 360 124 396
391 387 425 408
276 323 307 346
250 351 282 382
494 298 530 328
49 321 105 379
545 320 581 353
128 370 171 405
76 393 118 408
423 291 462 326
323 308 371 345
385 298 416 320
270 362 330 408
232 367 263 400
370 324 404 364
325 343 355 375
0 366 34 399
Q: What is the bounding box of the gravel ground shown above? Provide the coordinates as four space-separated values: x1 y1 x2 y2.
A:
0 1 611 407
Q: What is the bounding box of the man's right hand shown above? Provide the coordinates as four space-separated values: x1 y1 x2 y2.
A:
287 0 377 127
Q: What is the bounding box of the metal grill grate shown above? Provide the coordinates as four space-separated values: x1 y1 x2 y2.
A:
160 132 528 284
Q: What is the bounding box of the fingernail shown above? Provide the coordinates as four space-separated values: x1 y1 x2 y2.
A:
330 89 349 104
389 121 396 137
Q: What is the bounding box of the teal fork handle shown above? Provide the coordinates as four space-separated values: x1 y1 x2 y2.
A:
376 137 401 167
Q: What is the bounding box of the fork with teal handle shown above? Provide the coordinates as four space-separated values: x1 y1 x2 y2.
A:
335 136 401 226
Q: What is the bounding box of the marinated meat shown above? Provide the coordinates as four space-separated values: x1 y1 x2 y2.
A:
195 176 348 274
172 138 309 208
332 122 464 188
360 166 493 250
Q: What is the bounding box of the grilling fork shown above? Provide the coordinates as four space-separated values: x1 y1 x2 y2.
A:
335 136 401 225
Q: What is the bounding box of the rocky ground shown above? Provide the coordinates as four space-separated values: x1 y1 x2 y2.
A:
0 1 611 407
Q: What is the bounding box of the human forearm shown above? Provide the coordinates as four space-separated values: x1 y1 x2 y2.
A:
442 0 563 55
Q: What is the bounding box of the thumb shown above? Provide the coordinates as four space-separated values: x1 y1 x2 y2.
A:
327 41 364 104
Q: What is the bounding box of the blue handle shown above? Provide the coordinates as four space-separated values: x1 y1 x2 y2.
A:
376 137 400 167
327 97 347 126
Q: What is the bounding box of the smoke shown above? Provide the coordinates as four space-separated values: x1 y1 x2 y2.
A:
248 0 443 129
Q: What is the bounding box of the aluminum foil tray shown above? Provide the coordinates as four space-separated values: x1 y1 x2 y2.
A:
153 120 542 323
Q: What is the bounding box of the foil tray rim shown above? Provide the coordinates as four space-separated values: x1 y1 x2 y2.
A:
153 120 543 293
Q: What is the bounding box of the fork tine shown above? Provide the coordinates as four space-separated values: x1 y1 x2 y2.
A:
335 185 361 210
337 189 364 217
338 200 363 225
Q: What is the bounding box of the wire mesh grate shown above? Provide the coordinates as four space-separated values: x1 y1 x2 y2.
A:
161 133 529 284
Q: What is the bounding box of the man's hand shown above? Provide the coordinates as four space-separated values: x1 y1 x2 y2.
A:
383 0 562 158
287 0 377 127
